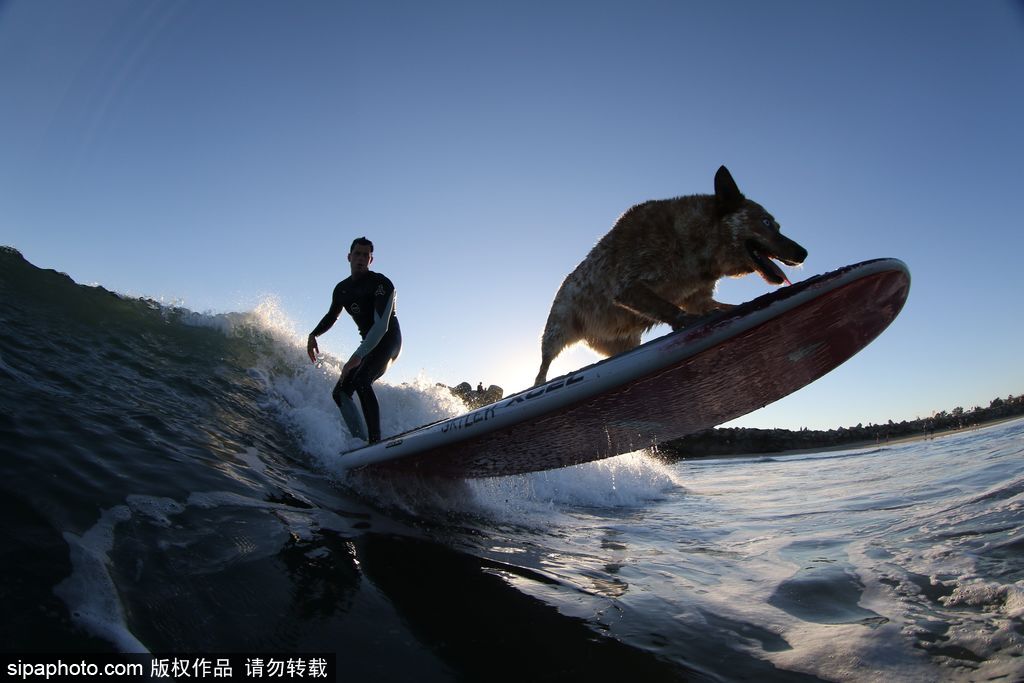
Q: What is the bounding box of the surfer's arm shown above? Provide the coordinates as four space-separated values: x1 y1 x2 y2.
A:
353 288 395 359
338 289 395 380
307 285 346 362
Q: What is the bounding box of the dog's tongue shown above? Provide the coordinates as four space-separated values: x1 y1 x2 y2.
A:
754 249 789 286
747 242 796 286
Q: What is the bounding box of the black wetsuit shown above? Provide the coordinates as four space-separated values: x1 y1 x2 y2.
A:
311 271 402 443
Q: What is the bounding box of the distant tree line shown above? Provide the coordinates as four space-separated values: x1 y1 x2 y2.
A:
656 393 1024 459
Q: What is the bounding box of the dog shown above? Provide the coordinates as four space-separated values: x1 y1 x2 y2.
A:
534 165 808 385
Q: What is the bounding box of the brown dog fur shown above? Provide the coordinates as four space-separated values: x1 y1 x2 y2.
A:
535 166 808 385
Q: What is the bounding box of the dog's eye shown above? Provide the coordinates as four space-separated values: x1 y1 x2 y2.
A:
762 217 774 229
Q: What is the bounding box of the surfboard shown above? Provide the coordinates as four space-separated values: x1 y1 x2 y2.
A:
341 258 910 478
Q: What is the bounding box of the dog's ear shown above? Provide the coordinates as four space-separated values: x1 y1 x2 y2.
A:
714 165 745 214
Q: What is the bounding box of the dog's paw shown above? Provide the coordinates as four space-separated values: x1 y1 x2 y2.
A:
670 312 702 331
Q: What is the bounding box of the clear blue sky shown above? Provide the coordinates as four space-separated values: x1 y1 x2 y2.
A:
2 0 1022 430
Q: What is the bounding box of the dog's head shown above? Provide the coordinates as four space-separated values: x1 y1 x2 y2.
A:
713 165 808 285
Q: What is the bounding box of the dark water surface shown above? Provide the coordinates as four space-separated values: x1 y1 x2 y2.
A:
2 247 1022 681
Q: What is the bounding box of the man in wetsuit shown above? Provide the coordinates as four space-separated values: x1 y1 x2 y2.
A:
307 237 402 445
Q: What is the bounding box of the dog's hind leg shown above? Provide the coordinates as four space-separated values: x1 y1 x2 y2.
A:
534 358 553 387
535 321 572 386
613 282 700 330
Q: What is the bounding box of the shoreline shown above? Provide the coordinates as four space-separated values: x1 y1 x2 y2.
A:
672 414 1024 461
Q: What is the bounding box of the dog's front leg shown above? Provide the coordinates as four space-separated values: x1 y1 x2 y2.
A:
613 282 701 330
679 283 735 315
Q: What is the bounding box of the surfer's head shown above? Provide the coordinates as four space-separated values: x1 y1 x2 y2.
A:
348 236 374 276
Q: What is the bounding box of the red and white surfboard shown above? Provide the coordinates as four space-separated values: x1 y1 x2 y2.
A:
341 259 910 478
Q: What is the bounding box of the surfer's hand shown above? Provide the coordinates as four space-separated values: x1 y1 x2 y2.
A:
307 335 319 363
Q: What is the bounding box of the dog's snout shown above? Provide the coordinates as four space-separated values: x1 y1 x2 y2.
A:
780 237 808 265
788 247 808 266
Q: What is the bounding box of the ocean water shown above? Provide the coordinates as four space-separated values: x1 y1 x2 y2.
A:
2 246 1022 682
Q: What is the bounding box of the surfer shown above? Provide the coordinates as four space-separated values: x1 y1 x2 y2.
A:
307 237 402 445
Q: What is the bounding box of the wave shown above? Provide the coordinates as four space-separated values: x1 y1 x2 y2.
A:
0 246 676 501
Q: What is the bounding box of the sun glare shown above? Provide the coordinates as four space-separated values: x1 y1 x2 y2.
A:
488 342 603 395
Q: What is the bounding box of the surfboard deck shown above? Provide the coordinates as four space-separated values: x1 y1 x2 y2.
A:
340 258 910 478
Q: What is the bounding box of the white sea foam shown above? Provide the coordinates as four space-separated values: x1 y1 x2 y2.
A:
338 449 686 529
467 452 684 518
54 505 148 653
125 494 185 527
